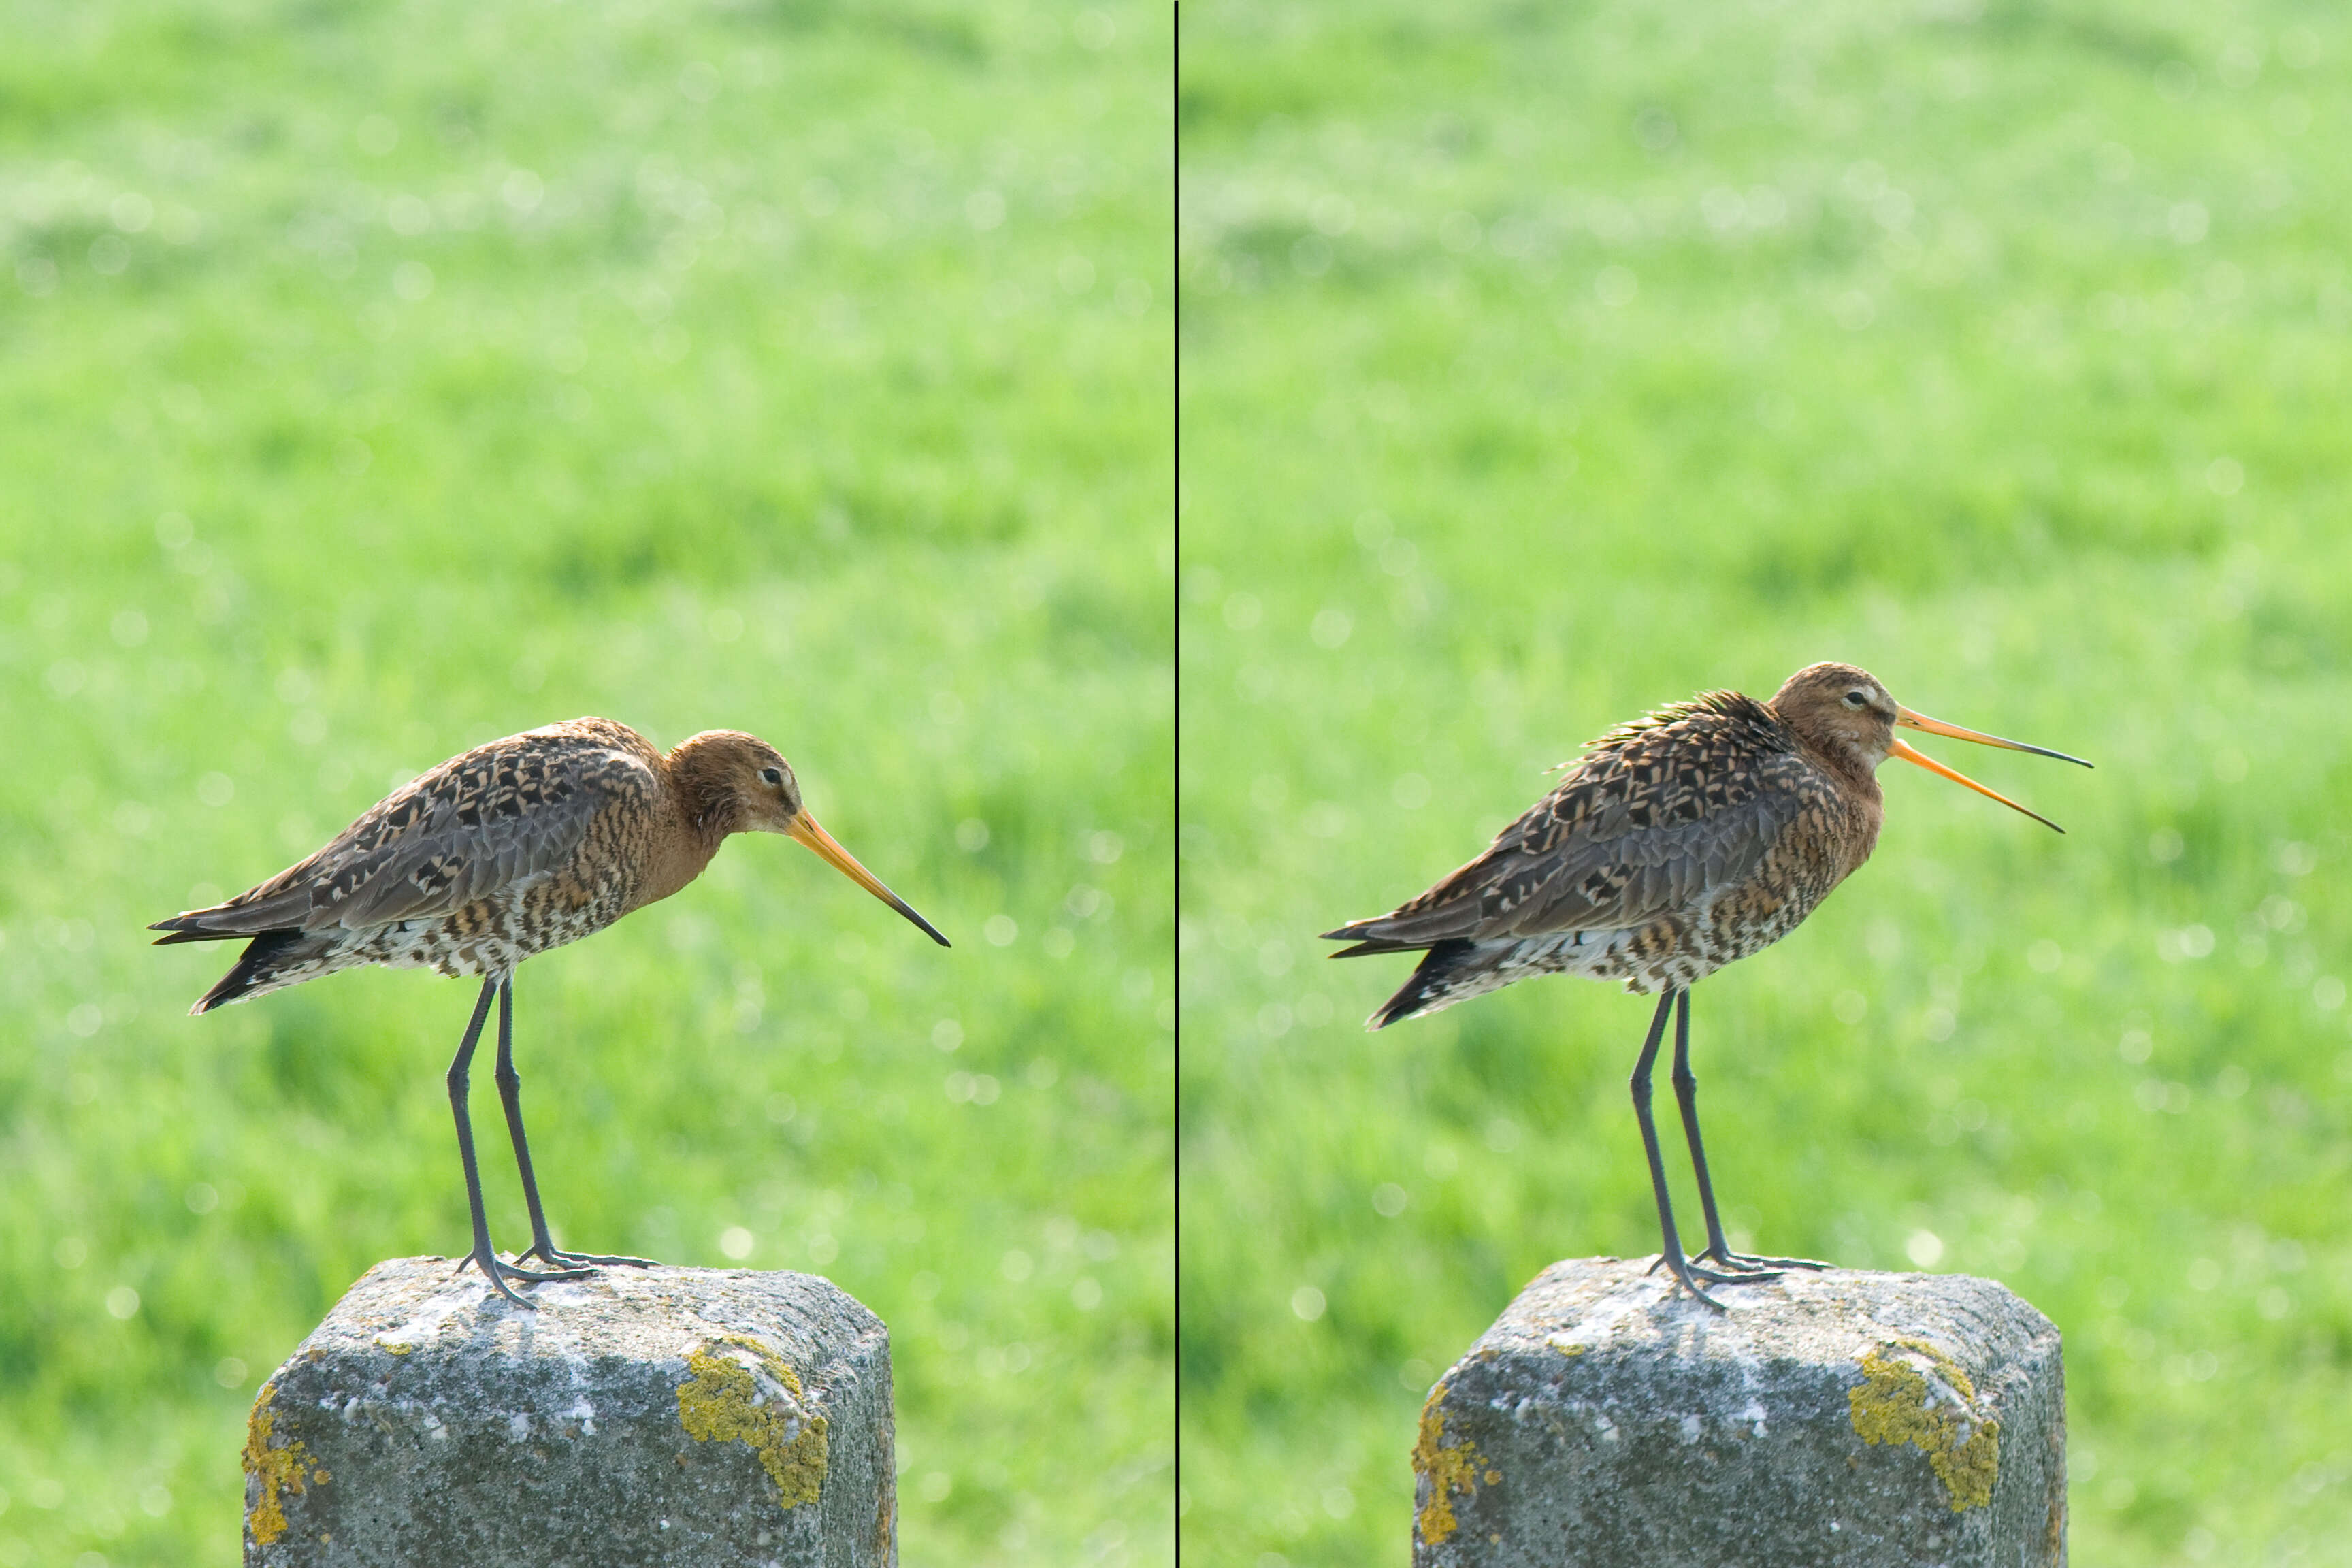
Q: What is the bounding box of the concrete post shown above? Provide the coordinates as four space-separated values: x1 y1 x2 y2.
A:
1413 1257 2065 1567
241 1257 896 1567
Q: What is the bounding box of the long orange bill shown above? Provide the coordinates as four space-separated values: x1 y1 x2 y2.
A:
1890 707 2091 835
787 812 952 946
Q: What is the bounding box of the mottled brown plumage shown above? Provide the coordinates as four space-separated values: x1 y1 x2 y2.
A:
1325 662 2087 1305
154 717 948 1305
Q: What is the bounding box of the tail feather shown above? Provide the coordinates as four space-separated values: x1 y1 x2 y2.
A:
1367 938 1480 1030
1324 936 1428 959
189 928 312 1014
150 888 313 942
150 923 240 947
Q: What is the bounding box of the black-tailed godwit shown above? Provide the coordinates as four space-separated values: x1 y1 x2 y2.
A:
1323 663 2086 1306
154 717 949 1305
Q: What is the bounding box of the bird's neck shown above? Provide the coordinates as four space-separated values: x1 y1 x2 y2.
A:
1836 746 1886 794
636 744 739 906
1824 743 1886 868
632 806 728 912
1800 733 1886 802
666 740 749 840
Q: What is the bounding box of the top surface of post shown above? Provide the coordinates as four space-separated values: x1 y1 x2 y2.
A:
1414 1258 2065 1568
242 1258 896 1568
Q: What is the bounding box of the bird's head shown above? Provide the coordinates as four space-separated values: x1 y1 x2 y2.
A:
669 730 951 945
673 730 805 834
1767 662 2089 832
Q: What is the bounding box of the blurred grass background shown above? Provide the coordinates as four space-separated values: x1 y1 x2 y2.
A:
0 1 1169 1563
1179 1 2351 1563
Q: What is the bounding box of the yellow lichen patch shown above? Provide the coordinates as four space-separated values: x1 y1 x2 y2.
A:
1411 1388 1494 1546
241 1382 331 1546
1848 1338 2000 1512
676 1334 829 1509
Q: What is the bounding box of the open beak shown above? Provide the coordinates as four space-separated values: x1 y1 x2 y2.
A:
1891 708 2092 835
787 812 952 946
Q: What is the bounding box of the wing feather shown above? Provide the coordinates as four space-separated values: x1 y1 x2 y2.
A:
332 743 648 928
157 727 657 939
1326 700 1812 951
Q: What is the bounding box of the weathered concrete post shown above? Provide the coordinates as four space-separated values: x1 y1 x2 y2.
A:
241 1258 896 1567
1413 1258 2064 1567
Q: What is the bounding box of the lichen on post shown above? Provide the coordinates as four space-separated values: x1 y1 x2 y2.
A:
1411 1395 1494 1546
676 1333 832 1508
1848 1337 2003 1512
240 1389 329 1548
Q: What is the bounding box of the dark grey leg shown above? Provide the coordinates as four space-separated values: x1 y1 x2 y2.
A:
447 976 589 1306
494 977 657 1271
1669 989 1820 1275
1630 986 1740 1308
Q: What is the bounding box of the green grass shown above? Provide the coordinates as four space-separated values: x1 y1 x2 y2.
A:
1179 2 2352 1563
0 2 1170 1563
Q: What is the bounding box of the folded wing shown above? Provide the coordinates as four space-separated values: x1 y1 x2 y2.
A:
1326 703 1808 955
152 732 653 941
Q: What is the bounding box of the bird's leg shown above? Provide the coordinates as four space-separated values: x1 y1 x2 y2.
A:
447 976 588 1305
1666 989 1820 1275
1629 987 1741 1307
495 978 658 1271
1669 990 1769 1273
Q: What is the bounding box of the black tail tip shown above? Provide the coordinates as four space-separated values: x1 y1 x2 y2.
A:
1362 938 1477 1030
191 969 260 1013
1366 973 1441 1030
177 926 306 1013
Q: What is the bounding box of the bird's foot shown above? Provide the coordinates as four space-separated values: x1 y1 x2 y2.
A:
1647 1250 1795 1298
1646 1243 1824 1281
518 1241 659 1271
1698 1246 1827 1274
453 1244 592 1308
1651 1251 1735 1310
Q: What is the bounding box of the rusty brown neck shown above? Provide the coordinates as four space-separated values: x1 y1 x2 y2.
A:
1775 713 1886 800
617 746 732 911
665 738 749 846
1822 745 1886 808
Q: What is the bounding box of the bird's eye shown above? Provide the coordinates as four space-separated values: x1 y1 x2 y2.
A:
1844 690 1869 708
760 767 783 785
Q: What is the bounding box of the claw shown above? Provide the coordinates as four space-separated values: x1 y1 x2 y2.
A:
1646 1252 1778 1290
1695 1245 1827 1274
1652 1252 1732 1310
518 1243 659 1271
453 1245 591 1308
1701 1254 1780 1275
